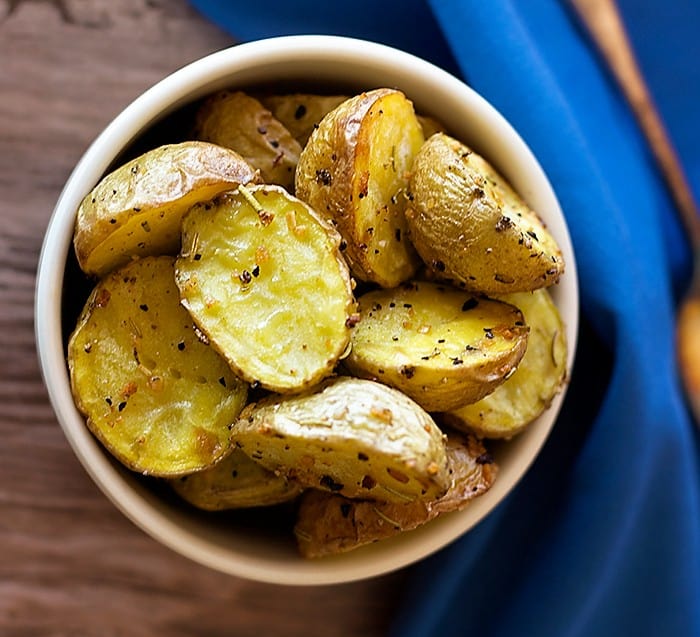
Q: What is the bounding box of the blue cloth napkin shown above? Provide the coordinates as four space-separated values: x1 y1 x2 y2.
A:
190 1 700 634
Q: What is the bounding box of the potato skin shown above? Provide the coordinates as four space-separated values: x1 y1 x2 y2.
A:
175 184 355 393
295 88 424 287
233 377 451 504
259 93 348 146
67 256 248 477
406 133 564 295
170 449 303 511
73 141 258 277
344 282 529 412
194 90 301 190
294 432 497 558
444 289 567 438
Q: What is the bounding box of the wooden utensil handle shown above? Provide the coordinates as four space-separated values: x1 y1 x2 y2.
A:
569 0 700 248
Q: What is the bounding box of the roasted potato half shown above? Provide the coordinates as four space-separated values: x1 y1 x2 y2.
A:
194 90 302 190
344 282 529 412
67 256 248 476
175 184 355 393
259 93 348 147
170 449 303 511
416 114 446 138
294 431 497 558
233 377 451 504
444 289 567 438
73 141 258 277
261 92 445 149
295 88 424 288
406 132 565 295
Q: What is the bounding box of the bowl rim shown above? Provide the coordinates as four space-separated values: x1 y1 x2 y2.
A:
35 34 579 585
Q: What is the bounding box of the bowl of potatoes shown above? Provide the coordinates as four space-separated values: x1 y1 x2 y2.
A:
36 35 578 584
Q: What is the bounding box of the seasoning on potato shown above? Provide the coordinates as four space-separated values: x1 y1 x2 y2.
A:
73 141 258 277
443 288 567 438
67 256 248 476
294 431 497 558
344 281 530 412
175 184 355 393
194 90 302 191
170 448 303 511
295 88 425 288
406 132 565 295
233 377 451 504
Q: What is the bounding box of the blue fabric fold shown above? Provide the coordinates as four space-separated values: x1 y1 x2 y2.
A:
190 1 700 634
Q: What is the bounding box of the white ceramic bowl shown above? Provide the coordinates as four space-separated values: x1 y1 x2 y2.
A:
35 35 578 585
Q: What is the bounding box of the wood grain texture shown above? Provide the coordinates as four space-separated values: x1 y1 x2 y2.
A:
0 1 409 634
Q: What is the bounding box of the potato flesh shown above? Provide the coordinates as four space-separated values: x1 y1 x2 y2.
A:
67 256 248 476
444 289 567 438
406 133 564 295
194 91 301 190
233 377 450 503
295 89 424 287
294 432 497 558
353 95 423 285
175 185 354 393
345 282 529 412
74 141 258 277
170 449 303 510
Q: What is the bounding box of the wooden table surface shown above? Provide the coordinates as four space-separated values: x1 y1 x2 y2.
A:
0 1 409 634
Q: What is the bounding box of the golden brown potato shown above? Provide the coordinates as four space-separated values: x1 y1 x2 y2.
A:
259 93 348 146
294 431 497 558
67 256 248 476
443 288 567 438
169 448 303 510
233 377 451 504
406 132 565 295
194 90 301 190
73 141 258 277
175 184 355 393
261 91 444 150
416 114 446 138
344 281 529 412
295 88 424 288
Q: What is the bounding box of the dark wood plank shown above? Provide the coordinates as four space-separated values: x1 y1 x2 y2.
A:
0 1 409 634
